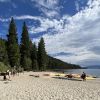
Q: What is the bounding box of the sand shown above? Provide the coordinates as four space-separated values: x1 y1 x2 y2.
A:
0 71 100 100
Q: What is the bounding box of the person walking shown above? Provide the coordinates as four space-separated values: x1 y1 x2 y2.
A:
3 73 7 80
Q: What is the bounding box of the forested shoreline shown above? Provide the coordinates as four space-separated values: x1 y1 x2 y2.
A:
0 18 81 71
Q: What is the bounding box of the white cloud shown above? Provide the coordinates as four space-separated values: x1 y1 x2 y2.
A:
1 0 100 66
29 17 67 34
0 15 42 22
75 1 80 12
31 0 60 18
31 0 59 10
14 15 42 20
31 0 100 66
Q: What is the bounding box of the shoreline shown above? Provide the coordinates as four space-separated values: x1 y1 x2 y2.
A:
0 71 100 100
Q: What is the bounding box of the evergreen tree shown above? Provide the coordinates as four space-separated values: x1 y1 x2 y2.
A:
31 42 39 71
0 38 9 65
7 17 20 68
22 56 32 71
20 22 31 70
38 37 48 71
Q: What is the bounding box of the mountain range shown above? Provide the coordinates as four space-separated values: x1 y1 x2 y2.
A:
87 65 100 69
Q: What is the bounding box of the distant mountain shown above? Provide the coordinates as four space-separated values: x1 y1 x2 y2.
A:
48 56 81 69
87 65 100 69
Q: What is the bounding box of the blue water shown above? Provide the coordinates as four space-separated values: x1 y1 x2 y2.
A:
64 69 100 77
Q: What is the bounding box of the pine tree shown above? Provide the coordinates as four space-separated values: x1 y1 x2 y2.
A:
0 38 9 65
31 42 39 71
7 17 20 68
38 37 48 71
20 22 31 70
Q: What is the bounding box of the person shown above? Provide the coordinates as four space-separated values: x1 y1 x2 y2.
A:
81 72 86 81
6 70 10 79
11 69 15 77
13 69 16 76
3 73 7 80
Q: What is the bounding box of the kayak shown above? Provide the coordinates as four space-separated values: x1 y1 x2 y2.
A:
50 73 96 80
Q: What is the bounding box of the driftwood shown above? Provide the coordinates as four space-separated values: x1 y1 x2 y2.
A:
43 74 50 76
29 74 39 78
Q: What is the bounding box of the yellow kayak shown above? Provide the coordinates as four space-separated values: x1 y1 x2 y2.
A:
86 76 95 80
71 74 95 80
50 73 96 80
50 73 65 77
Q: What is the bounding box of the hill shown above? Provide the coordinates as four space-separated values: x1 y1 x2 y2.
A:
48 56 81 69
87 65 100 69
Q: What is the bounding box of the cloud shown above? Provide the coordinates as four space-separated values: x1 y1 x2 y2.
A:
0 0 10 2
0 15 42 22
31 0 100 66
31 0 61 18
29 17 67 34
0 15 64 34
31 0 59 10
1 0 100 66
50 52 75 57
75 1 80 12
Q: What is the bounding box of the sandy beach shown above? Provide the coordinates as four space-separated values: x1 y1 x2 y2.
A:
0 72 100 100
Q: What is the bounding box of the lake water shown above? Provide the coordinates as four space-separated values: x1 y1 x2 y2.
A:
64 69 100 77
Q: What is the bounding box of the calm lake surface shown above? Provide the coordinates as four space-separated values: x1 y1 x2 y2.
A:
64 69 100 77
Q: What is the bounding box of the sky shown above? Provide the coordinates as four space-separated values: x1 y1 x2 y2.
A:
0 0 100 67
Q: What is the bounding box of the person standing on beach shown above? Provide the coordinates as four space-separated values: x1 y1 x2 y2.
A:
6 70 10 79
81 72 86 81
3 73 7 80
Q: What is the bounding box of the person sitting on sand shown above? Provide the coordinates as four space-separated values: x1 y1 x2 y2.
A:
81 72 86 81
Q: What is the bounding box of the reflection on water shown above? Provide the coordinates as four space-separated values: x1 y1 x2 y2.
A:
64 69 100 77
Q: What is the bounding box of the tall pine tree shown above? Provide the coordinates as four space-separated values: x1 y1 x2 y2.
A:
0 38 9 65
7 17 20 68
31 42 39 71
38 37 48 71
20 22 31 70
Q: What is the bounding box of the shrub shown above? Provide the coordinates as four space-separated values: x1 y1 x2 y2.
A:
0 62 10 72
